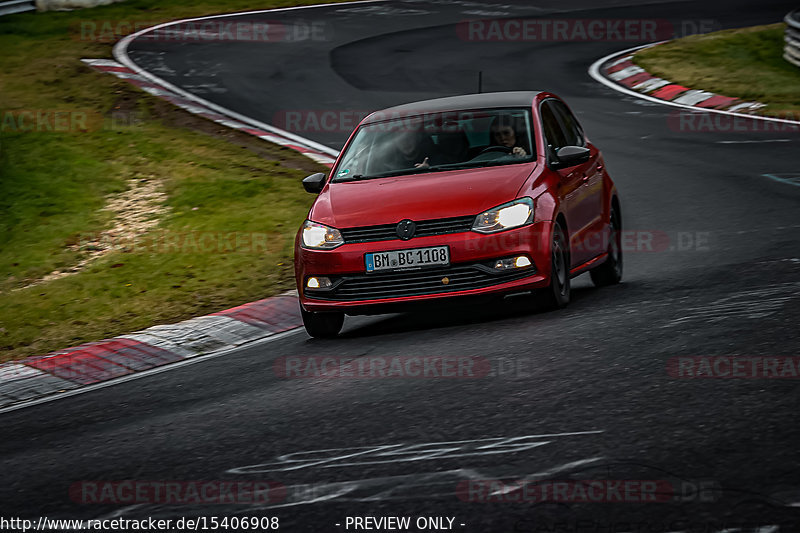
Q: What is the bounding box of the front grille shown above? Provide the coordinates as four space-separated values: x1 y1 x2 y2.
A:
308 263 535 301
340 215 475 244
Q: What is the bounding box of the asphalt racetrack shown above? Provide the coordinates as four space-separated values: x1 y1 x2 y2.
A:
3 0 800 531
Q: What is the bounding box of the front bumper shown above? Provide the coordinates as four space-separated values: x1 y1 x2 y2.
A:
295 221 554 313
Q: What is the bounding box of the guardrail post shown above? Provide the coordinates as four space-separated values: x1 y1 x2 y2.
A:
0 0 35 16
785 9 800 67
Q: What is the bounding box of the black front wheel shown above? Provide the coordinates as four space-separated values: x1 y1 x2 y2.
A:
301 308 344 338
590 207 623 287
542 222 570 309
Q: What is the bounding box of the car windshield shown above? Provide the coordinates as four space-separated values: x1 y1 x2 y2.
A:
333 107 535 182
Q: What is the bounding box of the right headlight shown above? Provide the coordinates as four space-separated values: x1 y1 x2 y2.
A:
472 197 534 234
301 220 344 249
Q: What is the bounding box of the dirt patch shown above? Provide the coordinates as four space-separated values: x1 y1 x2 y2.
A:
19 176 168 289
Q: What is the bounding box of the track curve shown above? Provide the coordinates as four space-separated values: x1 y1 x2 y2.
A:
3 0 800 530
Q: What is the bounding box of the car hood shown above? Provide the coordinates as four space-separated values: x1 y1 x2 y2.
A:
309 163 537 228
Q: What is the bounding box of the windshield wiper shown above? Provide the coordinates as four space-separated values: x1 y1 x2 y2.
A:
335 166 435 182
335 174 379 182
430 160 520 171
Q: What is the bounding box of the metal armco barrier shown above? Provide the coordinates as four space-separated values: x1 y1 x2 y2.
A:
785 9 800 67
0 0 34 16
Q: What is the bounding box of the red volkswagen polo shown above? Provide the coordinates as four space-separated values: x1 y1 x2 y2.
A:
294 91 621 337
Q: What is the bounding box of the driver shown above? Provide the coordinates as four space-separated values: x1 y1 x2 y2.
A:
489 115 528 158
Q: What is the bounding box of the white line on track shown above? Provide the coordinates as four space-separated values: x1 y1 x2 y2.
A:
763 173 800 187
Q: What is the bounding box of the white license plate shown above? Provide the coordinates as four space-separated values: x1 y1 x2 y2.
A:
366 246 449 272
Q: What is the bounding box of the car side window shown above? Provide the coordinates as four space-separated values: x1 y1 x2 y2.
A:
549 100 585 147
540 102 569 151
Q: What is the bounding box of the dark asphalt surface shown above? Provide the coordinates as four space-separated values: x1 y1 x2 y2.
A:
3 1 800 531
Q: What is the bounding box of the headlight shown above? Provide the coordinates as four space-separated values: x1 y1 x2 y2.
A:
472 198 534 234
301 220 344 249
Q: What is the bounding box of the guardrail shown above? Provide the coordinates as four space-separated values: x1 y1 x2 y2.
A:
0 0 34 16
785 9 800 68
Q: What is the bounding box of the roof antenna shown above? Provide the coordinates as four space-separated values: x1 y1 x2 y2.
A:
477 71 483 94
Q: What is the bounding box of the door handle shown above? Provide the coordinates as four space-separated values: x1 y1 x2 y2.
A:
581 173 589 182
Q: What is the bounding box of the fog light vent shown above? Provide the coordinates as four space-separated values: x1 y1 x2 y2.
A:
306 276 332 289
493 256 532 270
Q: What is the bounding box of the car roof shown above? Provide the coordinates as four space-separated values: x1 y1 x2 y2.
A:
362 91 543 124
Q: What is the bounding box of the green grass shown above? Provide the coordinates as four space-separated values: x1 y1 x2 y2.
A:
0 0 344 361
634 23 800 117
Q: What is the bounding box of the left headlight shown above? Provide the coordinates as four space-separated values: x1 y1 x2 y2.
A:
301 220 344 249
472 197 534 234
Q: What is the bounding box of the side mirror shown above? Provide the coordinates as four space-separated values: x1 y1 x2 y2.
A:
553 146 590 169
302 172 327 194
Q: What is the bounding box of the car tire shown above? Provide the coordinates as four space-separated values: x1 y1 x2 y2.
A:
590 207 623 287
542 222 570 309
301 308 344 338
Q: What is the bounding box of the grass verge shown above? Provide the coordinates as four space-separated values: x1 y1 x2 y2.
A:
634 23 800 117
0 0 341 362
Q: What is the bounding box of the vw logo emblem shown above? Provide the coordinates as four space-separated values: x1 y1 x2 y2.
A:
396 219 416 240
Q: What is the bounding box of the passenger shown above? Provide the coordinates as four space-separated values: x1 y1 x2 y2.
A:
393 128 435 170
489 115 528 158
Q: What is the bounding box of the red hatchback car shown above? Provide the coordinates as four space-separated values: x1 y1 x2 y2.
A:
294 91 621 337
